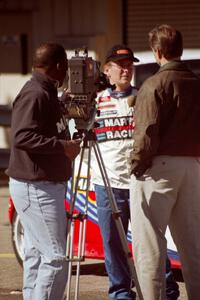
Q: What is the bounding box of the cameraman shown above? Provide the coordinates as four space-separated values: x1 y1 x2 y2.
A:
7 43 81 300
92 45 179 300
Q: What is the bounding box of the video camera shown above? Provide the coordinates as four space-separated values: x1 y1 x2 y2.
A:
60 47 113 122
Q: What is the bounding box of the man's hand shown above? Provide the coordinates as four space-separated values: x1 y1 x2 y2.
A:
64 139 81 160
131 159 152 178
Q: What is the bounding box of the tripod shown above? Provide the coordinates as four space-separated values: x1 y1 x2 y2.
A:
65 129 143 300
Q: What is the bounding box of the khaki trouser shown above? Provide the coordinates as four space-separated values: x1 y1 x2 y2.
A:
130 156 200 300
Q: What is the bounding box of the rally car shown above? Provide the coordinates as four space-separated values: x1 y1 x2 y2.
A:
8 159 181 269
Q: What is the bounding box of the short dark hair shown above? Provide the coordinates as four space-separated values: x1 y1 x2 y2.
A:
33 42 67 69
148 24 183 59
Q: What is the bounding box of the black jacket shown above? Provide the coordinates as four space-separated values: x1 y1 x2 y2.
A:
131 61 200 177
7 71 72 181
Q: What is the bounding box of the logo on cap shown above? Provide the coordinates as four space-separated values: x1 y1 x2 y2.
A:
116 49 130 55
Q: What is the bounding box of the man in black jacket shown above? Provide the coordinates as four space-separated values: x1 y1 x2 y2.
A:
130 24 200 300
7 43 81 300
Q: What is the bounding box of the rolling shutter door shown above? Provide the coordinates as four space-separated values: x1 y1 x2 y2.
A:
125 0 200 51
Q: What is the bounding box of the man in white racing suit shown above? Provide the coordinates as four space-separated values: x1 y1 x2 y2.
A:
91 44 180 300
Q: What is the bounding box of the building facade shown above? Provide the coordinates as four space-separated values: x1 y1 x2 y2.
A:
0 0 200 147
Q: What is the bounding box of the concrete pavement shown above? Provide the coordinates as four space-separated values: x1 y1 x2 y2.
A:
0 185 187 299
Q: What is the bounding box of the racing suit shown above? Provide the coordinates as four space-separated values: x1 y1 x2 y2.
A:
92 86 136 300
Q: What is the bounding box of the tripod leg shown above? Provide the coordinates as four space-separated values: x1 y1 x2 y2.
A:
65 143 92 300
66 160 76 300
74 141 92 300
66 219 75 300
65 147 86 300
74 215 87 300
92 141 144 300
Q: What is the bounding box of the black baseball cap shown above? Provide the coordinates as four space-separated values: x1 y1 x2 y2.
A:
105 44 139 63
